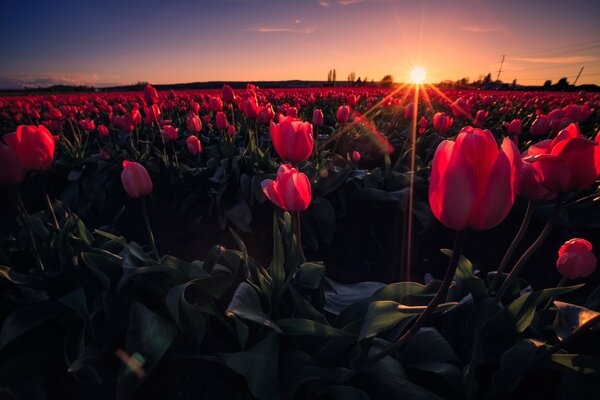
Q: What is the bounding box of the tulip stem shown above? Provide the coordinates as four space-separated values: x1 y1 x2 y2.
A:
496 198 562 302
294 212 305 264
41 174 60 230
347 230 466 378
490 200 534 293
140 196 160 261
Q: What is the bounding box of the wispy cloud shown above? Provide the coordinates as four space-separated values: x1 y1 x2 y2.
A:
245 25 317 34
460 26 500 33
513 55 599 64
318 0 331 7
337 0 365 5
0 74 123 89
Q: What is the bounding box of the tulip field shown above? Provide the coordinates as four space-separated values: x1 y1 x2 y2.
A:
1 84 600 399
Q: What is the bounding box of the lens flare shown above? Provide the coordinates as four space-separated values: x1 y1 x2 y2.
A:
410 67 427 84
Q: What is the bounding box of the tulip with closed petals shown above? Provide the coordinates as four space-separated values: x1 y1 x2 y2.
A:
312 109 324 127
433 112 453 134
336 105 350 123
161 125 178 141
429 126 520 231
121 161 153 198
98 125 109 137
216 111 229 131
187 113 202 133
222 85 235 103
144 85 159 105
209 97 223 112
5 125 55 171
352 151 361 162
270 115 314 163
556 238 597 280
503 119 522 135
403 103 414 121
186 135 202 155
262 164 312 212
530 115 549 136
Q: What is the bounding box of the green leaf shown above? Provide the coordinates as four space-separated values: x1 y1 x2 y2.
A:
225 282 282 333
492 339 545 395
403 327 460 365
358 301 417 340
276 318 353 337
94 229 149 261
117 302 177 399
270 214 285 302
547 353 600 375
218 332 280 400
507 284 584 333
553 301 600 340
295 262 326 290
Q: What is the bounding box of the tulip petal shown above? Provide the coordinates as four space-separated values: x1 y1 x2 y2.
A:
261 179 283 210
550 137 596 191
528 154 571 193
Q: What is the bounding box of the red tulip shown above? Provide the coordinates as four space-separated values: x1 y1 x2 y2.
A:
222 85 235 103
227 125 236 137
270 115 314 163
451 97 470 119
261 164 312 212
594 131 600 177
257 104 275 124
187 113 202 133
556 238 597 280
503 119 522 135
312 109 324 127
517 162 556 201
121 161 153 198
352 150 361 162
525 123 596 192
144 104 161 124
474 110 488 126
433 112 453 134
418 116 428 134
209 96 223 112
336 105 350 123
403 102 415 121
5 125 55 171
530 115 549 136
186 135 202 155
79 119 95 131
98 125 109 137
0 142 25 185
429 127 520 231
144 85 159 105
215 111 229 130
160 125 178 141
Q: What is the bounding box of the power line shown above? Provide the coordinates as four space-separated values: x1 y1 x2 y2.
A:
496 54 505 81
506 39 600 57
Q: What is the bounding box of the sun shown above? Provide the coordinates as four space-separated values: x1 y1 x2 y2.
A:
409 67 427 84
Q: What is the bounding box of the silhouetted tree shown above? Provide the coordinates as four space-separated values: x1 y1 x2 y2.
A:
381 75 394 87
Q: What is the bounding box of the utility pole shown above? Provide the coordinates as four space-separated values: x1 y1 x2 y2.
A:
573 67 584 85
496 55 505 82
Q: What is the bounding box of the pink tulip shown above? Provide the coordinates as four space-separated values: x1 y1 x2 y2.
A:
186 135 202 155
262 164 312 212
429 127 520 231
270 115 314 163
121 161 153 198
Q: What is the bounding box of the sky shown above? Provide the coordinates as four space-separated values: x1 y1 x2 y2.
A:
1 0 599 88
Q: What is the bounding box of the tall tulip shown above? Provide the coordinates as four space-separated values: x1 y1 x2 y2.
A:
187 113 202 133
429 126 520 231
261 164 312 212
5 125 55 171
270 115 314 163
312 109 324 127
144 85 159 105
216 111 229 131
121 161 153 198
222 84 235 104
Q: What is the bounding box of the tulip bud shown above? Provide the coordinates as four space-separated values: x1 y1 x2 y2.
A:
186 135 202 156
556 238 597 280
222 85 235 103
433 112 453 134
227 125 236 137
503 119 522 135
530 115 549 136
160 125 178 141
98 125 109 137
209 97 223 112
312 109 324 127
216 111 229 130
352 151 361 162
403 103 415 121
187 113 202 133
144 85 159 105
121 161 153 198
336 105 350 123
